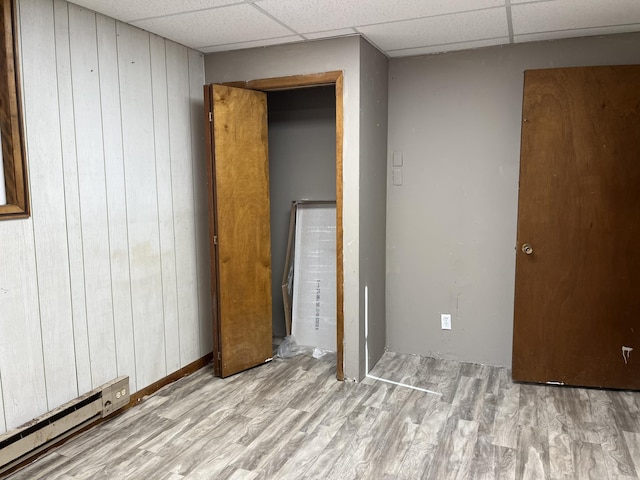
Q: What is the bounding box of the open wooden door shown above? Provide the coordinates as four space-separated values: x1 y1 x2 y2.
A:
204 84 272 378
512 66 640 389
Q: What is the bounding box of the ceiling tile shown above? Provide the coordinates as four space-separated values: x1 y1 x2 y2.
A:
200 35 305 53
67 0 640 56
304 28 358 40
514 23 640 43
130 4 293 49
68 0 242 23
357 8 509 51
512 0 640 35
256 0 504 33
387 37 508 57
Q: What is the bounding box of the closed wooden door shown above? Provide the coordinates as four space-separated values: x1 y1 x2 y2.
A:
512 66 640 389
204 84 272 378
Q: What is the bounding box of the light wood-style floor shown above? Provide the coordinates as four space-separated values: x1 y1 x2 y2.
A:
7 351 640 479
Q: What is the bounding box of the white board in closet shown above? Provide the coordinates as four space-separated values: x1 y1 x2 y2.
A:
117 21 166 388
68 3 117 387
166 40 200 366
291 203 337 352
52 0 92 395
97 14 137 391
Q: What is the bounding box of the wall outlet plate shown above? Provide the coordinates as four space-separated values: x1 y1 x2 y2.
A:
101 376 130 417
441 314 452 330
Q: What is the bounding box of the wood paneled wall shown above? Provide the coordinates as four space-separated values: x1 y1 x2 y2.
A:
0 0 211 433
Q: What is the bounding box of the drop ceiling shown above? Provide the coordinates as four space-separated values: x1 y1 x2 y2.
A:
68 0 640 56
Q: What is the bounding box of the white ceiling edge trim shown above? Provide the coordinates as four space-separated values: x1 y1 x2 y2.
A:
387 37 509 57
199 34 305 53
513 24 640 43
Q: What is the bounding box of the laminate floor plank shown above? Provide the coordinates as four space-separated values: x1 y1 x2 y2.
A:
450 375 488 422
492 383 521 449
301 381 371 436
516 425 550 480
547 416 574 480
5 452 72 480
423 416 479 480
7 351 640 480
468 433 496 480
624 431 640 477
275 426 337 480
301 405 381 480
494 445 517 480
572 441 608 480
181 442 246 479
596 425 638 478
608 390 640 433
232 409 311 475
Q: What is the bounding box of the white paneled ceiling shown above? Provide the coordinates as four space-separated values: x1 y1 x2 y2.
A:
68 0 640 56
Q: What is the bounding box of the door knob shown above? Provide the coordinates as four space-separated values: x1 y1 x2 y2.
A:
522 243 533 255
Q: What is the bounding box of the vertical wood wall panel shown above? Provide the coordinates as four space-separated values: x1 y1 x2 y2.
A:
166 41 200 366
0 221 47 428
0 373 5 432
52 0 92 395
96 14 137 392
150 34 181 374
68 3 117 387
20 0 78 410
0 0 208 434
0 0 50 429
188 50 213 356
116 23 166 388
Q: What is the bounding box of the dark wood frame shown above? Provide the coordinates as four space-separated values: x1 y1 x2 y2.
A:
205 71 345 380
0 0 28 219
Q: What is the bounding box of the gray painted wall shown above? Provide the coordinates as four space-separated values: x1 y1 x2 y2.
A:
205 36 371 380
267 87 337 337
359 38 389 374
386 32 640 367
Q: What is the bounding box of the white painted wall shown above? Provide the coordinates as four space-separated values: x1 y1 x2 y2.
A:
0 0 211 433
386 32 640 367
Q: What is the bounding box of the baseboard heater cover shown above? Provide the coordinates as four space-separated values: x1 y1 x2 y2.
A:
0 376 129 475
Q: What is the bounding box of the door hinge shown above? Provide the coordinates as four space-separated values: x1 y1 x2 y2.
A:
208 111 212 122
218 352 222 361
213 235 218 245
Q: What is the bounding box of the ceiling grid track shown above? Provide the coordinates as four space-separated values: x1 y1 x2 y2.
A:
66 0 640 57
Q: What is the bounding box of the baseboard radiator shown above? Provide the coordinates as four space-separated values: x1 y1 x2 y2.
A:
0 376 129 475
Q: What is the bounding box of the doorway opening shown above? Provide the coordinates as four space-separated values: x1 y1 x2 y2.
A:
208 71 345 379
267 85 336 345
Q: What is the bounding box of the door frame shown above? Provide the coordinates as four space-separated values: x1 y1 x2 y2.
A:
218 71 345 380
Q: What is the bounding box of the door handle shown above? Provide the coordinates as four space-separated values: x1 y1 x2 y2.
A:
521 243 533 255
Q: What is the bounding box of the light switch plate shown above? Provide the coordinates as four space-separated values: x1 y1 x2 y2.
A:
393 167 403 186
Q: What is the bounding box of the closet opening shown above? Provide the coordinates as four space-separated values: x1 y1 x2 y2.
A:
267 86 337 359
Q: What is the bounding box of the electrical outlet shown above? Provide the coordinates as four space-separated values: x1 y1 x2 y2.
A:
101 376 130 417
441 314 452 330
